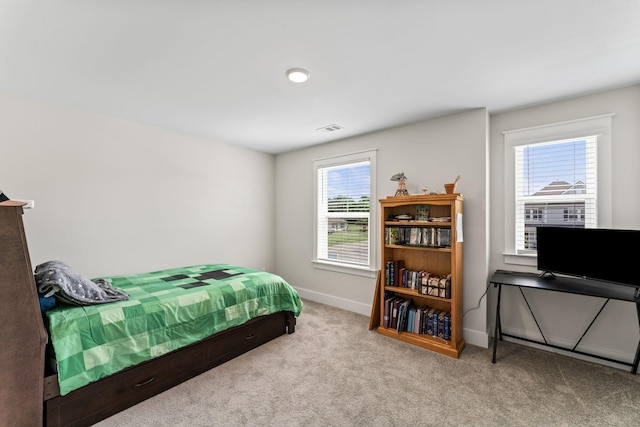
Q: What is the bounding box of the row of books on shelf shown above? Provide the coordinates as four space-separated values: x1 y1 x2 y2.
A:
385 226 451 248
383 293 451 340
385 260 452 298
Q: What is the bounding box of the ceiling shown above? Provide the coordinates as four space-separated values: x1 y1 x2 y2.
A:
1 1 639 154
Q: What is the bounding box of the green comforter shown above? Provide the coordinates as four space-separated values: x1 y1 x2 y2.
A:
45 264 303 396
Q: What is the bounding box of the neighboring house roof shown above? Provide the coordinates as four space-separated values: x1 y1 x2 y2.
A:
533 180 586 196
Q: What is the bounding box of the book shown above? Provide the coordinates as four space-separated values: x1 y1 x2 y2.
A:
422 307 433 335
440 228 451 247
429 227 437 246
409 227 421 245
415 205 430 221
443 312 451 340
437 310 446 339
425 308 436 336
438 274 452 298
386 227 400 245
432 310 442 337
396 298 411 332
393 260 404 287
391 298 402 329
413 306 422 333
386 260 406 286
420 273 431 295
385 261 390 285
383 295 394 328
407 306 415 333
420 228 431 247
419 305 428 334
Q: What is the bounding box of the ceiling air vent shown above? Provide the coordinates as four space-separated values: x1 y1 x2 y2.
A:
316 124 344 133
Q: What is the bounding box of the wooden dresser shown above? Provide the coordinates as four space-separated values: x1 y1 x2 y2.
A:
0 201 48 426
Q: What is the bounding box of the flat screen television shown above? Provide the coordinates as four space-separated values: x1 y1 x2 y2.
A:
536 226 640 287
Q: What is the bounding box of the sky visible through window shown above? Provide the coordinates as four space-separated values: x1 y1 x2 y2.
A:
523 139 586 194
327 163 370 199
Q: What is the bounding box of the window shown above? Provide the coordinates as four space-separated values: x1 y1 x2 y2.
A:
515 137 597 253
563 207 584 221
525 208 544 221
313 149 377 276
503 114 613 265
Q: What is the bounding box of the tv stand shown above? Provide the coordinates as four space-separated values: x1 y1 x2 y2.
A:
538 270 556 279
490 270 640 374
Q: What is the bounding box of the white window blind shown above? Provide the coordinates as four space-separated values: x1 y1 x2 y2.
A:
515 136 597 253
313 150 377 273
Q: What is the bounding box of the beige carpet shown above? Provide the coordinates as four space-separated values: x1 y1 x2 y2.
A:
95 299 640 427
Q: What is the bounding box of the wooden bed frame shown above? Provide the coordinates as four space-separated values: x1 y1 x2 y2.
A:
0 201 297 427
44 310 296 427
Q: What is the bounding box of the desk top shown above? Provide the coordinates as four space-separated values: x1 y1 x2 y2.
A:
490 270 639 303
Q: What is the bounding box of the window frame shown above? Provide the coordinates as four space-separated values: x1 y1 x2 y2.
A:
502 114 613 266
312 149 377 278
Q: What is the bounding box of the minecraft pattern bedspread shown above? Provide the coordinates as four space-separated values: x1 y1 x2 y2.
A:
45 264 303 395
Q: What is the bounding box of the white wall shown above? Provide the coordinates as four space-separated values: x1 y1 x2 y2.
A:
275 108 490 348
0 92 277 278
489 84 640 366
6 83 635 364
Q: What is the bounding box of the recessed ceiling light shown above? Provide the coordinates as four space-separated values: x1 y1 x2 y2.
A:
286 68 310 83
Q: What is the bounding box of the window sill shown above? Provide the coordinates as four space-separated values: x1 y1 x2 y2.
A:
502 252 537 268
312 260 378 278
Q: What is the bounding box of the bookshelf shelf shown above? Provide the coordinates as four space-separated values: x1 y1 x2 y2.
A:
384 221 452 226
385 244 452 253
376 194 464 358
383 285 451 302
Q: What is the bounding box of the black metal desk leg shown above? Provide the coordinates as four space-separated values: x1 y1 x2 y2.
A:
632 296 640 374
492 283 502 363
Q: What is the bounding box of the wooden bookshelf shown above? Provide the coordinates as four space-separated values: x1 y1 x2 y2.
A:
376 194 464 358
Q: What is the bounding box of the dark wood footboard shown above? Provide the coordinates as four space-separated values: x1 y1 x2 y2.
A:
286 310 296 333
44 311 296 427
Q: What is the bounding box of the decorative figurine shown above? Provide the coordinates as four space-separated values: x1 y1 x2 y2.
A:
391 172 409 196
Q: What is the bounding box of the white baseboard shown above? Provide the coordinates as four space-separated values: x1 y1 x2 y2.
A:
295 288 372 316
464 327 489 348
296 287 491 349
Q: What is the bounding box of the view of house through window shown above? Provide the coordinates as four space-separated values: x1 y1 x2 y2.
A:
515 136 597 253
314 150 376 271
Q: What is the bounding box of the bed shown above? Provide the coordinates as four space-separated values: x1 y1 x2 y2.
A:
0 201 302 427
42 263 302 427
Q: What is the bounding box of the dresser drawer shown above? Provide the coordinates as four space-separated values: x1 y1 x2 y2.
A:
201 309 287 361
46 344 204 427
